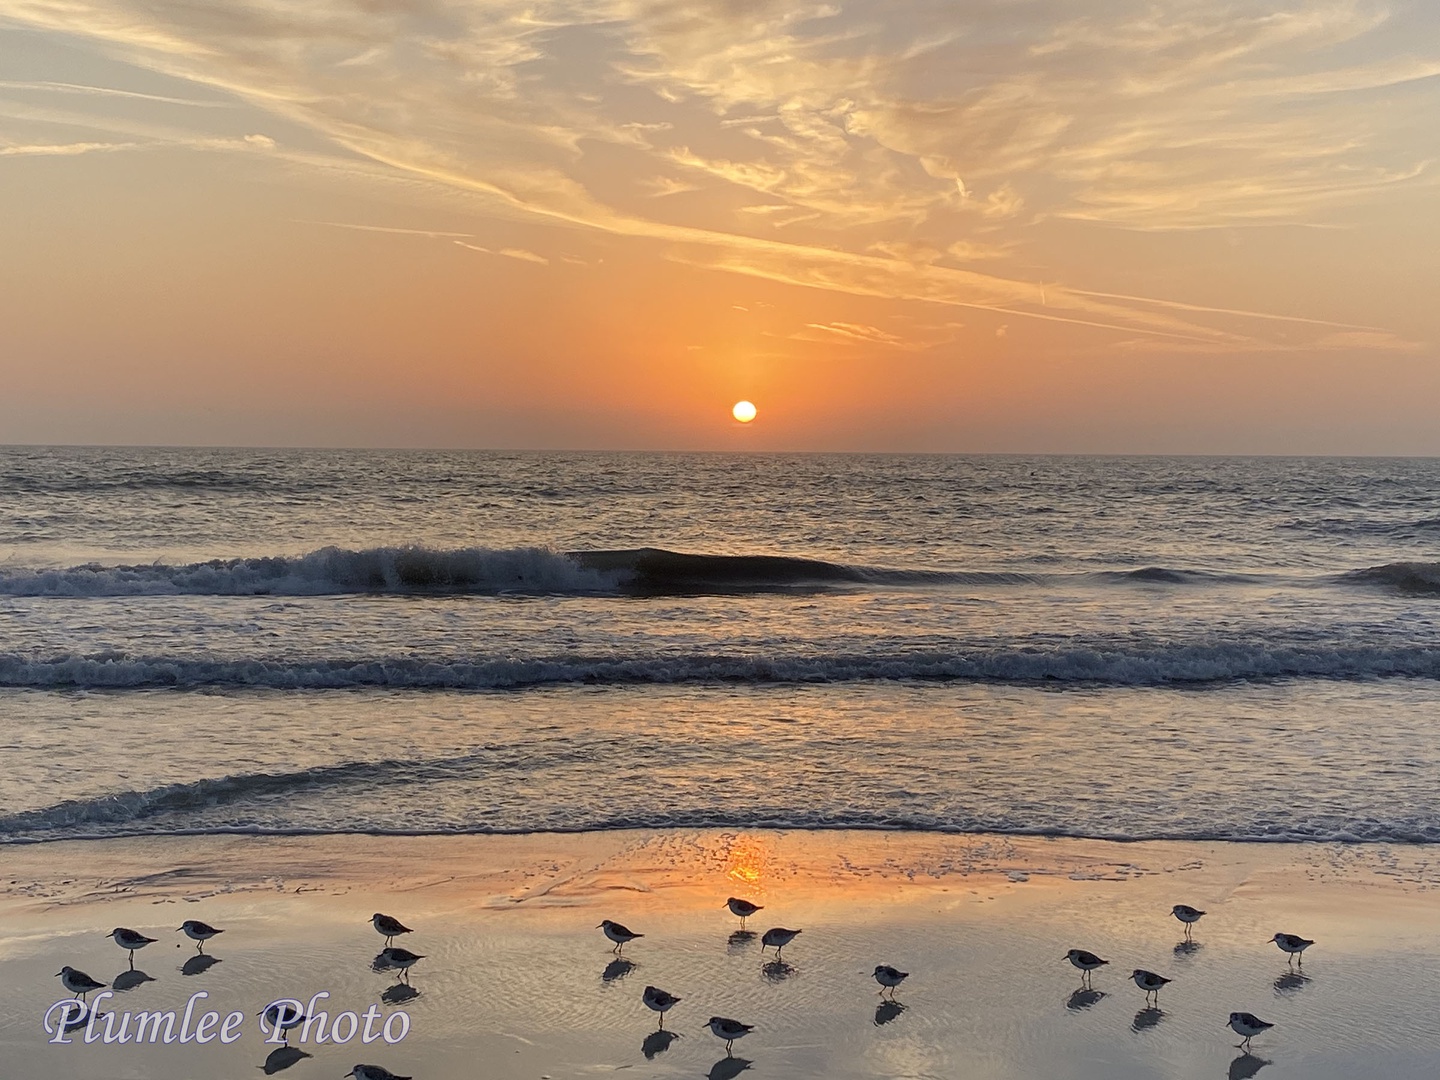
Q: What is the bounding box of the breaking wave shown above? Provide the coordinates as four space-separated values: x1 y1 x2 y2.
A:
2 642 1437 690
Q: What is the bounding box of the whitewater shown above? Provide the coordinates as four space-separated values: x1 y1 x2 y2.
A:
1 447 1437 845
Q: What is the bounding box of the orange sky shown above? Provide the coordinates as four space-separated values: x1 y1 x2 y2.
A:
1 0 1438 452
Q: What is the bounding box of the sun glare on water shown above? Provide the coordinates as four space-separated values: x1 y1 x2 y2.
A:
732 400 757 423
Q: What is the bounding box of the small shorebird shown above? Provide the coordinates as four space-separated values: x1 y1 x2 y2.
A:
345 1067 413 1080
873 964 908 998
260 1003 307 1043
707 1016 753 1053
599 919 643 953
1131 969 1171 1003
108 927 156 964
726 897 763 928
760 927 801 957
178 919 224 952
377 947 424 980
1065 949 1110 985
1269 932 1313 965
372 913 413 946
56 966 106 1000
642 985 681 1028
1172 905 1205 937
1227 1011 1274 1051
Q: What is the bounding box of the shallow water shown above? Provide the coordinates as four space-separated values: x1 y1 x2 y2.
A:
1 449 1437 844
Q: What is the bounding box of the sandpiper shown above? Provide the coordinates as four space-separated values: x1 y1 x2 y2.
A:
259 1002 307 1043
1131 969 1171 1003
707 1016 753 1053
1227 1011 1274 1051
1172 905 1205 937
642 985 681 1028
1269 932 1313 964
599 919 643 953
178 919 224 952
760 927 801 956
1065 949 1110 984
56 966 106 1000
377 947 424 980
345 1067 412 1080
873 964 908 998
372 913 413 946
726 897 763 928
108 927 156 962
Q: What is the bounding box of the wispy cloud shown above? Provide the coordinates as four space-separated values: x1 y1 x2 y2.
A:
0 79 235 107
3 0 1432 352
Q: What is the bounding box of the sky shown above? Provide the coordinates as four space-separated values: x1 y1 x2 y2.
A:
1 0 1438 453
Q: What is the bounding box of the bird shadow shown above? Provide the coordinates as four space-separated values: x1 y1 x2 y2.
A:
62 1005 97 1033
874 1000 907 1026
727 930 756 952
1228 1052 1271 1080
1173 940 1203 957
1066 988 1106 1011
1131 1006 1165 1032
112 969 154 992
708 1055 753 1080
602 958 636 983
382 982 421 1006
260 1046 312 1075
1274 970 1310 994
182 954 222 977
641 1028 680 1059
760 959 795 983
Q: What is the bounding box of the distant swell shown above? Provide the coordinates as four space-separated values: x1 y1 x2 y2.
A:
1342 561 1440 595
2 643 1437 690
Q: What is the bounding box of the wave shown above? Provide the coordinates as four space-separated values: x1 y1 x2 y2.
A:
0 546 620 597
0 544 1260 597
1341 561 1440 595
0 545 1434 598
4 773 1437 845
2 642 1437 690
0 545 1034 597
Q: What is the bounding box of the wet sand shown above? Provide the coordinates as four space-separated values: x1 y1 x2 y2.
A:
2 830 1439 1079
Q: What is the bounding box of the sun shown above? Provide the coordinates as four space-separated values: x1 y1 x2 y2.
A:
732 400 757 423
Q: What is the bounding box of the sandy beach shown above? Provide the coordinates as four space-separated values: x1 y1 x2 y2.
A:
3 830 1439 1079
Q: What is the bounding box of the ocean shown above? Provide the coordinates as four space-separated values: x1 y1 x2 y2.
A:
1 447 1437 845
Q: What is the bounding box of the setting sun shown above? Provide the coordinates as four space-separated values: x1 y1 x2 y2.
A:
732 401 757 424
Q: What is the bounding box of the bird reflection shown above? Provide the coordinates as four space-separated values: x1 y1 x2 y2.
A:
382 982 421 1006
1274 970 1310 993
707 1056 753 1080
182 954 221 977
641 1029 680 1059
728 930 756 952
63 1006 96 1033
112 969 154 992
1174 940 1202 957
874 999 906 1026
1228 1052 1271 1080
1131 1006 1165 1032
760 959 795 983
602 958 636 983
261 1046 312 1074
1066 988 1106 1011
